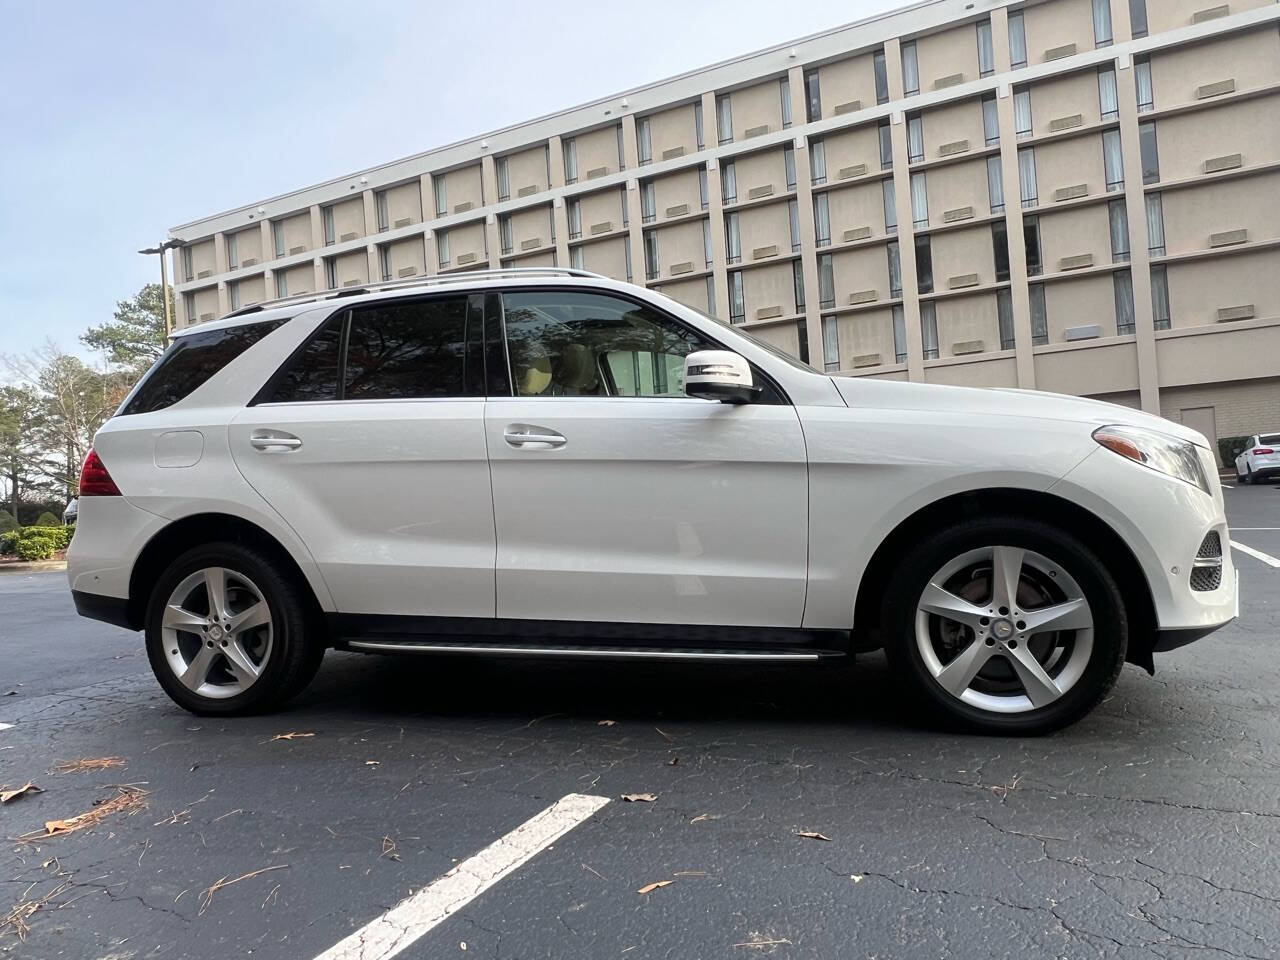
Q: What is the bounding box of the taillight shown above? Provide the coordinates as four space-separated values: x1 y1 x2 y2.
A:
79 449 121 497
1254 448 1274 455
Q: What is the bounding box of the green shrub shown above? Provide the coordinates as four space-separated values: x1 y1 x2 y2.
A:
14 536 55 562
36 511 61 528
0 530 19 555
1217 436 1252 470
15 525 73 550
0 511 17 533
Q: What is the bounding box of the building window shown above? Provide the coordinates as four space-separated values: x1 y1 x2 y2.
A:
563 138 578 184
1103 129 1124 191
722 162 738 203
1145 193 1166 256
226 232 239 270
1129 0 1149 39
1009 12 1028 69
498 214 513 255
796 319 810 364
183 291 197 322
988 155 1005 213
728 270 745 323
810 139 827 184
1013 87 1032 139
704 218 715 266
977 19 995 77
1093 0 1114 47
271 222 285 260
878 119 893 170
907 113 924 164
997 289 1015 350
1113 269 1135 334
716 94 733 144
436 229 450 267
1018 148 1038 208
822 316 840 371
379 245 393 282
1109 199 1131 262
275 271 287 299
699 167 709 209
992 220 1011 282
1099 66 1119 121
887 241 902 297
910 172 928 228
1151 265 1171 329
641 180 657 223
892 304 907 362
901 41 920 96
982 93 1000 146
570 245 585 271
568 199 581 240
228 279 240 310
784 146 797 190
621 186 630 227
883 178 898 232
617 124 625 171
433 174 447 217
496 157 510 201
644 231 660 280
792 260 806 313
1135 56 1154 113
873 48 890 105
376 190 390 232
694 100 704 150
725 212 741 263
1024 215 1043 277
624 241 633 282
780 76 793 128
325 257 338 289
636 117 653 165
818 253 835 309
915 236 933 295
706 275 717 316
788 198 801 252
803 68 821 123
1029 283 1048 344
813 193 831 246
920 302 939 360
182 245 194 281
1139 122 1160 184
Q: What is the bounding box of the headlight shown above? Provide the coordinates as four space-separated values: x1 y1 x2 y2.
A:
1093 425 1211 494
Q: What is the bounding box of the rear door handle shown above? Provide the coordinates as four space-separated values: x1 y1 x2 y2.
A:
504 424 566 448
250 431 302 451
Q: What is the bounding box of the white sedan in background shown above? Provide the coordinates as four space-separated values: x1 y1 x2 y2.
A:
1235 433 1280 484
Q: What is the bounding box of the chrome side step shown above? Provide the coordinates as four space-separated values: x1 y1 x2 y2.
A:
347 640 841 662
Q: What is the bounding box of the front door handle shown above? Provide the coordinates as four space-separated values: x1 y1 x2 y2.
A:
250 431 303 451
504 424 566 448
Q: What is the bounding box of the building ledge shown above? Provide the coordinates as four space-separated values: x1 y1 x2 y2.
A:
643 208 710 231
1150 236 1280 267
737 311 804 331
810 168 894 196
908 143 1001 175
919 279 1010 304
1143 79 1280 124
721 188 798 215
1017 117 1120 151
1142 158 1280 195
924 347 1017 368
837 360 908 377
820 296 903 318
914 210 1003 240
1032 333 1137 356
1032 259 1131 286
568 226 630 248
1154 313 1280 341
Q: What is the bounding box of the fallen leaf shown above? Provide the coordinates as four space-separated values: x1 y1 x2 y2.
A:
365 760 380 766
795 831 832 842
621 793 657 803
0 782 42 804
266 732 315 743
636 880 675 895
53 757 126 774
667 757 679 766
12 785 149 842
851 874 864 883
597 720 616 726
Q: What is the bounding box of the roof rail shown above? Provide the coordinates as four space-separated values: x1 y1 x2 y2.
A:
214 266 610 322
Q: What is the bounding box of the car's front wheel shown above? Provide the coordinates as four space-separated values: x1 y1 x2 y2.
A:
144 543 324 715
882 516 1126 735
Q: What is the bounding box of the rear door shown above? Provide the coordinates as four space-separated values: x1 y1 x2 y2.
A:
229 295 495 618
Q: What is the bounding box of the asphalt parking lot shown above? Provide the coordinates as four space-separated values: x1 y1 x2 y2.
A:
2 486 1278 959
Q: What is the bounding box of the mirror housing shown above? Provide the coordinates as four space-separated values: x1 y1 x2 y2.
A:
684 350 762 404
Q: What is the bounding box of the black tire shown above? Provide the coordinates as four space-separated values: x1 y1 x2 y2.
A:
1242 468 1252 485
881 516 1127 736
144 542 324 716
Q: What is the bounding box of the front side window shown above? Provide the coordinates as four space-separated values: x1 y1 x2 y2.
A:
502 291 711 398
263 313 344 403
901 41 920 96
123 319 285 415
344 298 469 400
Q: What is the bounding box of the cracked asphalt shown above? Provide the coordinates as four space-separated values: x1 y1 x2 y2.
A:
2 486 1278 959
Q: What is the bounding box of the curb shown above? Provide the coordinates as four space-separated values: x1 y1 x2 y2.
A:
0 560 68 575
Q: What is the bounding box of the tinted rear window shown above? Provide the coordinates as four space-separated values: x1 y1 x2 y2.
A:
343 298 468 400
263 314 344 403
120 319 285 415
1260 434 1280 446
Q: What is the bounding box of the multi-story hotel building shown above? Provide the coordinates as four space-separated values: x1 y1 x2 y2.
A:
169 0 1280 453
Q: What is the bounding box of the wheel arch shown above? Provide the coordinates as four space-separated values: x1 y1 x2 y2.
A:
852 488 1159 671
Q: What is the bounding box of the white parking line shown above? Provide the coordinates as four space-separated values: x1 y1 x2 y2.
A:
1233 527 1280 531
0 723 12 732
1231 540 1280 569
314 792 610 960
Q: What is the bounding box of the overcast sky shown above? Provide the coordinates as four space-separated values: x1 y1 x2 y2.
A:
0 0 899 362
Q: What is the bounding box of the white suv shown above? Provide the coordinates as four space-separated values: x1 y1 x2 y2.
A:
68 269 1237 734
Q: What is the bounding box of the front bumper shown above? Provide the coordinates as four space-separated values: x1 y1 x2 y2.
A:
1153 570 1239 651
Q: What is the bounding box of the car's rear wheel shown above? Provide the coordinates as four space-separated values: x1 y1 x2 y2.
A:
144 542 324 715
882 517 1126 735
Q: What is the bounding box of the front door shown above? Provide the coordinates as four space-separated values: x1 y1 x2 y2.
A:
230 296 495 618
485 289 808 628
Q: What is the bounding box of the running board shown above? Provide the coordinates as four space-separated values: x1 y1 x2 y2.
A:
346 640 844 662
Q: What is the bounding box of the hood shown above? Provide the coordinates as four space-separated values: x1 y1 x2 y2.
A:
830 377 1209 448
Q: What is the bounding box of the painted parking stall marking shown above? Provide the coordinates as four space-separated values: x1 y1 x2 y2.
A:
1231 540 1280 569
314 793 610 960
0 723 12 732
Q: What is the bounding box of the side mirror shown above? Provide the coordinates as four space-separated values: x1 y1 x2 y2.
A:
684 350 762 404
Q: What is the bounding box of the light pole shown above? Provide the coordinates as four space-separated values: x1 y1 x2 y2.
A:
138 239 183 337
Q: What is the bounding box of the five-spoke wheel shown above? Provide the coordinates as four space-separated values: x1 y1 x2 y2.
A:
161 567 274 699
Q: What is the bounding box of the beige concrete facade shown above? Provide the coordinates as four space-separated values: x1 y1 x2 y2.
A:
170 0 1280 459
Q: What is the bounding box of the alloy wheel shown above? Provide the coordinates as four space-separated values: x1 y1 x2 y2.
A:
161 567 274 699
914 545 1094 714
